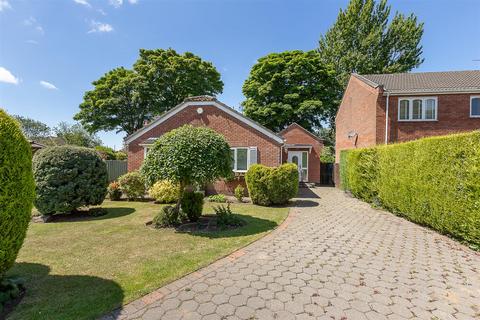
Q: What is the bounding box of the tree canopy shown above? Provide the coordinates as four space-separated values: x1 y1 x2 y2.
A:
242 50 338 132
318 0 424 88
53 122 102 148
75 49 223 135
13 115 51 141
140 125 232 190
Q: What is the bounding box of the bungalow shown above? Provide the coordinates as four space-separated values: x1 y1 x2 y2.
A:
124 96 324 194
335 70 480 185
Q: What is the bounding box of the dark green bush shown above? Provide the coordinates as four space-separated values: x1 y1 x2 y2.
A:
340 131 480 248
181 191 204 222
214 203 244 229
0 110 35 277
245 163 299 206
153 206 181 228
33 145 108 215
117 172 145 200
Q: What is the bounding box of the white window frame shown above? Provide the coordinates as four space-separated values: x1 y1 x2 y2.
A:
398 97 438 121
231 147 250 172
470 96 480 118
143 146 151 158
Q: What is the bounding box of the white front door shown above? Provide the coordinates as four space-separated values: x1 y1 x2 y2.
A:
287 151 308 182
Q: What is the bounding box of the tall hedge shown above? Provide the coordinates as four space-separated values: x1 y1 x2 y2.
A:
340 131 480 248
33 146 108 215
245 163 298 206
0 110 35 276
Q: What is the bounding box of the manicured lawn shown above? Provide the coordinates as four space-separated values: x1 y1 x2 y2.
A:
7 200 289 320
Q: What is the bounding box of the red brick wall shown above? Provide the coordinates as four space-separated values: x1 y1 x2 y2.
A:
280 124 323 184
335 76 382 163
126 103 282 194
386 94 480 143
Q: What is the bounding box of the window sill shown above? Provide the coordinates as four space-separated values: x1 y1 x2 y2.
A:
470 115 480 118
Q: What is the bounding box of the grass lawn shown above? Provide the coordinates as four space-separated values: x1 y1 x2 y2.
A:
7 200 289 320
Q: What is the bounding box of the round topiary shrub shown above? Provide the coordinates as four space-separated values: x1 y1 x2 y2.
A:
148 180 180 203
117 172 145 200
33 145 108 215
0 109 35 277
180 191 204 222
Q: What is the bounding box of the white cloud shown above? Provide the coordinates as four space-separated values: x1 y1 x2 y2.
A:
24 17 44 35
109 0 122 7
40 80 58 90
97 8 107 15
128 0 138 4
0 67 19 85
0 0 11 12
73 0 91 8
26 39 39 45
88 20 114 33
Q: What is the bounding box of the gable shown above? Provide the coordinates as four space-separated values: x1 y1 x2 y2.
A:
279 123 323 145
124 100 284 145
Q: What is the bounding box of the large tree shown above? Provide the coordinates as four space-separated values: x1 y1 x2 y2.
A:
242 50 338 132
75 49 223 135
53 122 102 148
318 0 424 88
13 115 51 140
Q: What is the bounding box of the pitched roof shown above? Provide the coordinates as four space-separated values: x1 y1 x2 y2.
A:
279 123 324 143
353 70 480 95
124 96 284 144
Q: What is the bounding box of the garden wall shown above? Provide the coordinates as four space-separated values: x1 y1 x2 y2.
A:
340 131 480 248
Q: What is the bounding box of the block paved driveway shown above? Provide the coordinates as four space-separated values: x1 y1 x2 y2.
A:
105 187 480 320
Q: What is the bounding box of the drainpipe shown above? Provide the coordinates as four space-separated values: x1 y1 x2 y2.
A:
385 91 390 144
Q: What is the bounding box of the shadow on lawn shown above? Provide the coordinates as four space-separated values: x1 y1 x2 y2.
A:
186 214 279 239
7 263 124 320
44 207 135 223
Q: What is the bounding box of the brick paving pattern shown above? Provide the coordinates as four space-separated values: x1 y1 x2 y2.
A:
103 187 480 320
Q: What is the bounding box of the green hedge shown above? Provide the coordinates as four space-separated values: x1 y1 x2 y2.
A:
245 163 298 206
340 131 480 248
0 110 35 277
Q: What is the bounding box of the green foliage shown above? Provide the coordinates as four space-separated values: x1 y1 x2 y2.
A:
340 132 480 248
53 122 102 147
320 146 335 163
75 49 223 135
12 115 51 140
242 50 338 131
95 146 117 160
0 277 25 312
117 172 146 200
115 151 127 160
234 185 245 202
318 0 424 88
32 146 108 215
245 163 299 206
207 194 227 203
0 110 35 277
140 125 232 189
343 147 379 202
180 191 204 222
339 150 349 190
107 182 122 201
148 180 180 203
153 206 181 228
214 203 245 229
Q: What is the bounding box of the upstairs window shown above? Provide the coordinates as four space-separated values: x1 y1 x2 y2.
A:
471 96 480 117
398 97 437 121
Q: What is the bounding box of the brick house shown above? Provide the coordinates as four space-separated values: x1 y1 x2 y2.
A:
335 70 480 185
124 96 324 194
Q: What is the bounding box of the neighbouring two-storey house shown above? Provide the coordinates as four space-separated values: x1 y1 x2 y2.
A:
124 96 324 194
335 70 480 185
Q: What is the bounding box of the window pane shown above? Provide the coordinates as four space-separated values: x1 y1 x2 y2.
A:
399 100 409 120
425 99 436 119
237 148 248 170
472 98 480 116
230 149 235 170
412 99 422 119
301 152 308 168
301 169 307 181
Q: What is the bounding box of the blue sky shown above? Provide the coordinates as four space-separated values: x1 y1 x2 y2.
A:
1 0 479 149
